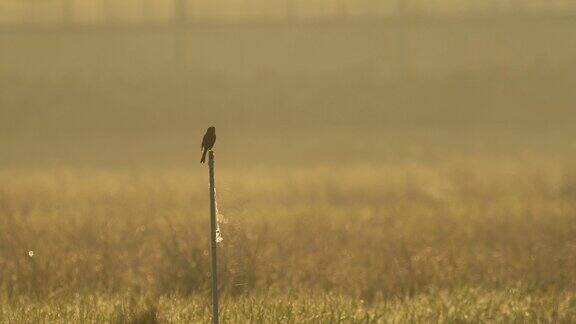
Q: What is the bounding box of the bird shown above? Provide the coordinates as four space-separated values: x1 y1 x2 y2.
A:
200 126 216 163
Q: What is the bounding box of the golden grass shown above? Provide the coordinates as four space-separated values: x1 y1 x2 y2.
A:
1 157 576 321
2 289 576 323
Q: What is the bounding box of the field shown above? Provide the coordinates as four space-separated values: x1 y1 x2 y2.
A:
1 158 576 322
2 16 576 323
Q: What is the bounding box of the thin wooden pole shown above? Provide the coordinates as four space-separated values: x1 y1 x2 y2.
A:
208 150 219 324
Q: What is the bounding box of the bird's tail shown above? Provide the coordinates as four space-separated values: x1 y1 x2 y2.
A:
200 148 208 163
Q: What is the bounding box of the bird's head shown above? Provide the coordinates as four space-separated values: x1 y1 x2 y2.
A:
208 126 216 133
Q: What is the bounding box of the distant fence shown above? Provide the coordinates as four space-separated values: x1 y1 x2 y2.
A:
1 0 576 26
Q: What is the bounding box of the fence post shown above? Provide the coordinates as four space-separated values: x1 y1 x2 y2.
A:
208 150 219 324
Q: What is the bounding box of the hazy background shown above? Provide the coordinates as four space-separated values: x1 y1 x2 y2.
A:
1 0 576 168
3 3 576 321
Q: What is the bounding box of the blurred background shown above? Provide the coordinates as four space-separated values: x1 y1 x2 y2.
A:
3 4 576 318
1 0 576 168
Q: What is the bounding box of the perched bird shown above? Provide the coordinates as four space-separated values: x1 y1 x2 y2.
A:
200 126 216 163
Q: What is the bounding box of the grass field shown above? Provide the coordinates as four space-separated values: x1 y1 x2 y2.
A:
1 158 576 322
3 15 576 323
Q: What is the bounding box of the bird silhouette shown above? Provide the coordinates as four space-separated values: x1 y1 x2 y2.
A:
200 126 216 163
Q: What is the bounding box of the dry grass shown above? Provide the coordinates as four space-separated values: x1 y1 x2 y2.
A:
3 11 576 322
2 290 576 323
1 158 576 322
